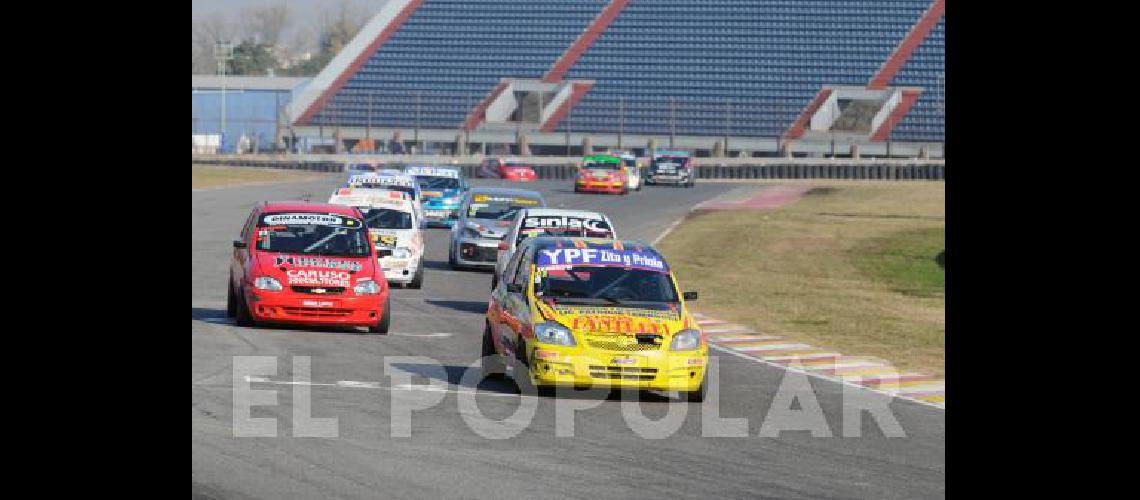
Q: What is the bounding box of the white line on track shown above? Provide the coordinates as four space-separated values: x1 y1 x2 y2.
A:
709 345 945 410
245 376 522 398
732 343 815 352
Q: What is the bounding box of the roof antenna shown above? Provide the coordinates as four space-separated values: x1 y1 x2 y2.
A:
300 193 312 202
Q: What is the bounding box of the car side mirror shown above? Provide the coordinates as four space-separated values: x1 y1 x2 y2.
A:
233 240 247 249
683 291 698 301
507 283 524 294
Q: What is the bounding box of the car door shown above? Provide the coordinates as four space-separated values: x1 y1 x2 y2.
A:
497 245 534 357
232 208 258 291
491 243 527 355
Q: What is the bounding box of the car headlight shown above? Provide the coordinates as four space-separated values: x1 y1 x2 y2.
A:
391 247 412 259
353 278 381 295
670 329 702 351
253 276 283 291
533 322 576 347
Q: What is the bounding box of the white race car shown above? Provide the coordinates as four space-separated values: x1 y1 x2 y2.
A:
347 173 424 226
492 207 617 289
328 188 426 288
616 152 643 191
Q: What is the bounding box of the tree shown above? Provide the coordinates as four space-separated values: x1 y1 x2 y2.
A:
281 0 363 76
229 40 278 76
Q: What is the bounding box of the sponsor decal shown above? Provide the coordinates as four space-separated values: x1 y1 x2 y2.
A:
536 247 666 272
274 255 363 272
569 315 667 335
349 175 414 188
301 300 335 308
522 216 611 233
551 305 679 321
286 269 351 287
471 194 541 205
405 166 459 178
612 357 636 365
262 213 345 226
370 231 399 247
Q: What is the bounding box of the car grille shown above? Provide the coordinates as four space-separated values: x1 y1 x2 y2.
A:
460 243 498 262
281 307 352 317
377 248 393 258
588 366 658 381
290 286 346 295
585 337 661 352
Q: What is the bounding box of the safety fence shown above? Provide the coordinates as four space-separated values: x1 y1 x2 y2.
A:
193 157 944 180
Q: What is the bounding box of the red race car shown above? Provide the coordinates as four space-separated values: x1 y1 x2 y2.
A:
479 157 537 181
227 202 391 333
574 155 629 194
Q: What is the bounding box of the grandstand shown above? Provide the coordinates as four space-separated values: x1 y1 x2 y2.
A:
286 0 944 156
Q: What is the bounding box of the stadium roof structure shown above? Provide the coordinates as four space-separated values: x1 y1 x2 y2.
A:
287 0 945 146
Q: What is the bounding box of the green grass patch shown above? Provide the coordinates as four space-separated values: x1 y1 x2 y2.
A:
851 227 944 298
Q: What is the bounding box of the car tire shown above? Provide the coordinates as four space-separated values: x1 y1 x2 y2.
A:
408 261 424 289
490 272 498 290
369 296 391 334
235 285 254 327
683 380 707 403
226 277 237 318
481 324 505 379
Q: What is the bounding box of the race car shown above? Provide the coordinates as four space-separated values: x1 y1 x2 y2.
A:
574 155 629 194
346 172 424 226
492 208 616 289
479 157 538 181
344 161 384 183
328 188 425 288
646 150 695 187
449 187 545 270
227 202 390 333
483 237 706 401
607 151 643 191
405 165 468 228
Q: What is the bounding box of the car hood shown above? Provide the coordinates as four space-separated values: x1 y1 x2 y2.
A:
256 253 378 289
466 217 513 238
422 188 462 201
535 301 691 338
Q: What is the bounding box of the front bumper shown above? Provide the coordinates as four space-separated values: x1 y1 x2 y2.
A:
455 237 500 267
245 289 385 327
525 344 707 391
647 172 690 185
576 179 625 193
379 257 420 283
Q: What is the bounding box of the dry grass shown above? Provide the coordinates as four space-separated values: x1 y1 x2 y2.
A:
192 164 325 189
658 180 945 377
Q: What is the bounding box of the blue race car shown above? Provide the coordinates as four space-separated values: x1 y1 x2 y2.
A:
405 165 468 228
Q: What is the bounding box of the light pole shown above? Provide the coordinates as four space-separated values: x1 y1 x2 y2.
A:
214 41 234 151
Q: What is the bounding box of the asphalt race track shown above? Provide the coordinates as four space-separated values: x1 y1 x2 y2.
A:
192 176 945 499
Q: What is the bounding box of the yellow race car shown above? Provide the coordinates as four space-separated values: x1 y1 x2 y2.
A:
483 237 707 401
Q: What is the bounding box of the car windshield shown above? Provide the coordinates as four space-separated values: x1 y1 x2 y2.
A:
361 208 413 230
536 266 678 304
415 176 460 190
505 162 530 168
349 164 377 172
583 161 621 170
622 159 637 167
468 194 541 220
653 157 686 168
470 201 537 220
255 212 371 257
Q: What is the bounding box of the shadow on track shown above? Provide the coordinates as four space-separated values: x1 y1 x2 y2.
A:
191 307 363 335
423 299 488 314
390 361 677 402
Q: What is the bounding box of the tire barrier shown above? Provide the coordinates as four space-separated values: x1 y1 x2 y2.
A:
691 163 944 181
192 158 944 181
